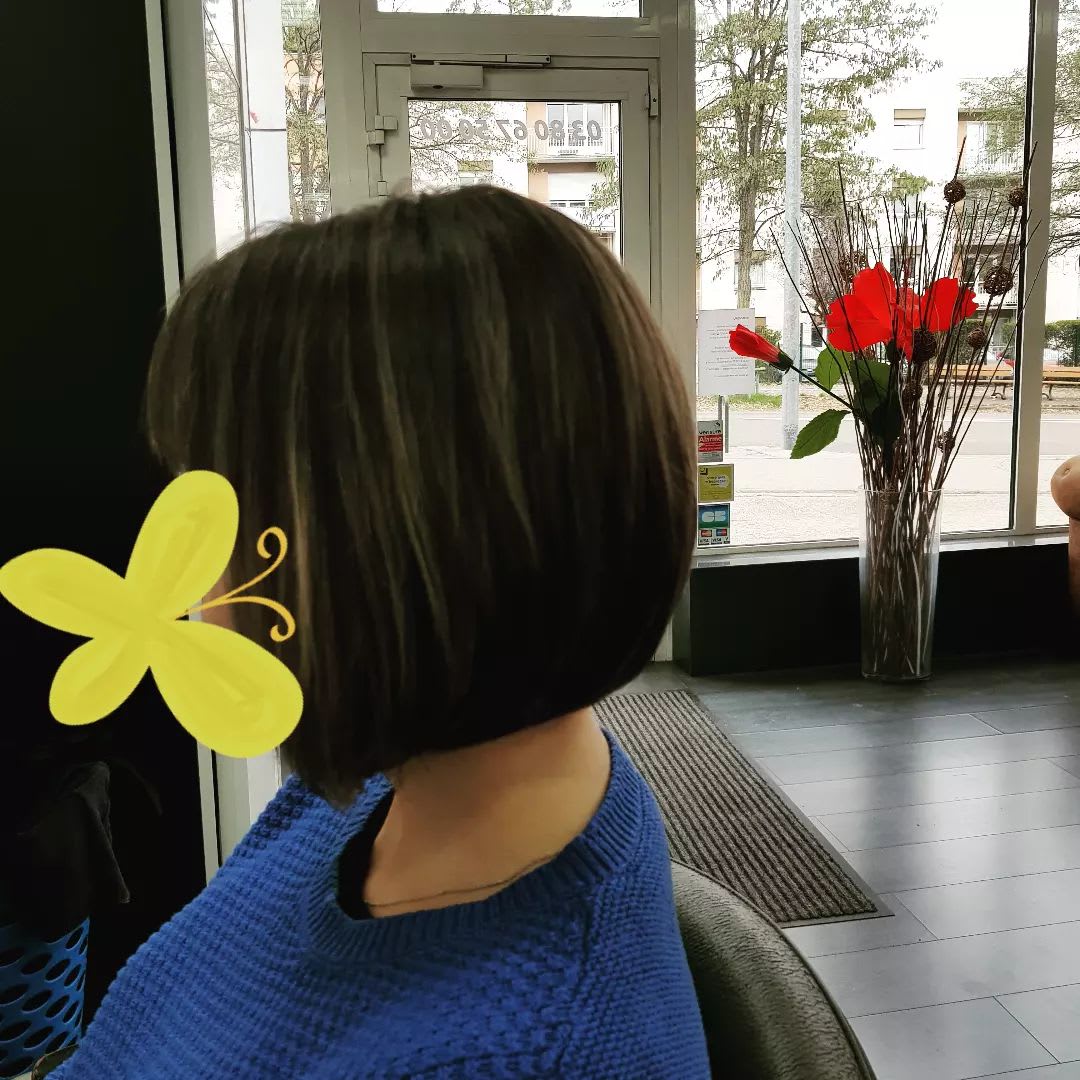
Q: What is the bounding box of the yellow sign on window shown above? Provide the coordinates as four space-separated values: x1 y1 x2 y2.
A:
698 464 734 503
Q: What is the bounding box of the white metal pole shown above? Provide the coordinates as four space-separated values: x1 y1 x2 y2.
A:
781 0 802 451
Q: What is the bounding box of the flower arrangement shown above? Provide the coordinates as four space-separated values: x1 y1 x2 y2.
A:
728 171 1034 680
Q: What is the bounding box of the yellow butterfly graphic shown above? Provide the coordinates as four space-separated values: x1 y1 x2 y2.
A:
0 470 303 757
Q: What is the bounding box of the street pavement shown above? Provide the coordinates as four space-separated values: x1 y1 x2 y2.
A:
713 412 1077 546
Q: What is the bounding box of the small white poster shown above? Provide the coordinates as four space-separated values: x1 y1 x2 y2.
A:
697 308 757 396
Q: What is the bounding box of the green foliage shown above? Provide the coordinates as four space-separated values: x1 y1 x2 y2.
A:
813 348 890 410
887 171 932 202
446 0 569 11
791 408 849 458
695 0 939 305
284 21 330 223
1046 319 1080 365
846 354 899 457
728 391 783 407
961 0 1080 257
756 359 783 384
812 349 899 456
584 156 620 230
407 100 522 189
814 347 852 391
846 355 892 410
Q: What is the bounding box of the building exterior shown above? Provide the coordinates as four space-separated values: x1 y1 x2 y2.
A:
693 68 1080 367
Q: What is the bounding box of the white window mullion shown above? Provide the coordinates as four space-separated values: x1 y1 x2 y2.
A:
1013 0 1059 534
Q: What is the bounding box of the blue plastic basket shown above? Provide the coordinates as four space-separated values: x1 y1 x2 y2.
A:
0 910 87 1080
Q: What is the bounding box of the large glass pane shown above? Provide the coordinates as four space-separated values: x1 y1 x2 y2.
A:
1038 0 1080 527
202 0 331 256
407 99 622 256
203 0 247 253
283 0 331 224
379 0 638 14
694 1 1030 546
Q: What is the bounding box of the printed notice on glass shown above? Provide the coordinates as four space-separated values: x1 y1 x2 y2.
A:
697 309 756 396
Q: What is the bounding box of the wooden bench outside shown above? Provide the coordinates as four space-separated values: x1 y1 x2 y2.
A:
1044 365 1080 398
949 364 1014 399
948 363 1080 399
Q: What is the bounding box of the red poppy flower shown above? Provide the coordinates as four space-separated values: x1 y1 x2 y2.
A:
919 277 978 332
826 265 977 358
825 263 918 356
729 325 793 370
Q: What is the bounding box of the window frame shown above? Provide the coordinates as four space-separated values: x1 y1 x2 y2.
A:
168 0 1065 562
351 0 661 57
160 0 1066 874
892 116 925 149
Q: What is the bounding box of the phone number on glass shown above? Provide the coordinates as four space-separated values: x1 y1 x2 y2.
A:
415 117 606 142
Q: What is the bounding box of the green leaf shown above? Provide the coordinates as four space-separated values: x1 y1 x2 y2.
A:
846 356 892 408
814 348 855 391
869 396 903 461
791 409 850 460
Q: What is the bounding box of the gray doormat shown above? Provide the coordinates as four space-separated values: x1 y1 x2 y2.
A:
595 691 878 925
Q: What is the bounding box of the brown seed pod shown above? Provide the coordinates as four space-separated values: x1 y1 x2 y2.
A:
936 432 956 454
967 327 989 351
901 382 923 409
837 250 868 284
911 328 938 364
982 265 1014 297
944 179 967 204
1007 185 1026 209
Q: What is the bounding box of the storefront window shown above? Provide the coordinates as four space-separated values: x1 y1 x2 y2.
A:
203 0 330 255
203 0 246 252
694 0 1031 545
377 0 638 15
1037 0 1080 526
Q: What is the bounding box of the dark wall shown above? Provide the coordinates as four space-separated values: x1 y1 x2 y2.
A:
2 0 205 1020
675 540 1076 676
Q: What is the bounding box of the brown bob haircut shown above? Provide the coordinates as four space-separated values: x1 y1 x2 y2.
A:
146 186 695 807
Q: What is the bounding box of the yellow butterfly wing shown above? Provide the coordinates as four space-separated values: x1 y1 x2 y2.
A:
49 636 150 726
148 620 303 757
126 470 239 618
0 549 134 638
0 549 150 725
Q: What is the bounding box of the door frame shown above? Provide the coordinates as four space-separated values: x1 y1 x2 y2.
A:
163 0 695 873
370 61 653 299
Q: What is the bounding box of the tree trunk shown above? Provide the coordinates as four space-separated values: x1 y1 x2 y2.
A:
736 183 756 309
299 72 316 224
301 138 315 223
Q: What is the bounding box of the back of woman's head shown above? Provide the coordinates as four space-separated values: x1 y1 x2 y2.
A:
147 186 694 806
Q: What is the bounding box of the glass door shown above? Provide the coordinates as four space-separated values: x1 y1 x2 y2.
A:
371 64 652 299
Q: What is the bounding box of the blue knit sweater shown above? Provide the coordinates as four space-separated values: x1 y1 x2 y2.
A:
53 731 710 1079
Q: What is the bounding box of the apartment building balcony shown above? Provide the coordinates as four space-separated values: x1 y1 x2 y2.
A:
963 278 1019 312
527 126 615 163
964 148 1023 175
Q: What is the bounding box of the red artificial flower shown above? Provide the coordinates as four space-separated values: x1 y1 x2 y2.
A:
729 325 793 370
825 263 918 356
826 264 979 358
920 277 978 332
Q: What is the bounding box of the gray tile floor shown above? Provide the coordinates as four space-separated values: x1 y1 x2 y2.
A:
625 659 1080 1080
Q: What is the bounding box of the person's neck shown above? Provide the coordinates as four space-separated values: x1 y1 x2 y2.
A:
362 708 611 916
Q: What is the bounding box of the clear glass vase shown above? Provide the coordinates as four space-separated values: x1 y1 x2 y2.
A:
859 487 943 682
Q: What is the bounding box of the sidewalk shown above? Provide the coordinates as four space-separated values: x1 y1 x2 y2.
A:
722 447 1069 546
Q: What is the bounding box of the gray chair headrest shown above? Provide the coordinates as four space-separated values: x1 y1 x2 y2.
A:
672 861 877 1080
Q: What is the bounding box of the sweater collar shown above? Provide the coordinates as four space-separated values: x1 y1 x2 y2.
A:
301 728 643 965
